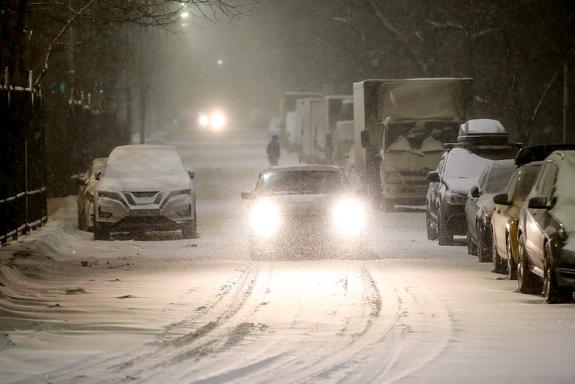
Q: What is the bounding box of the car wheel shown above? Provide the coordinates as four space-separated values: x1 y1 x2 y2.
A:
182 209 198 239
94 223 110 241
438 211 453 246
517 234 542 294
543 242 572 304
506 235 517 280
427 210 438 241
78 206 85 230
491 232 505 273
477 224 492 262
466 228 477 255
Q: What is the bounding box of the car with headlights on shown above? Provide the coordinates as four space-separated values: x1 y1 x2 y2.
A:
93 145 196 240
465 159 515 261
490 161 542 278
77 157 107 231
241 165 367 259
516 150 575 303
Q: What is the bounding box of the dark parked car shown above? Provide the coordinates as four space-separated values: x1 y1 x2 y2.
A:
426 146 517 245
490 162 542 278
517 150 575 303
465 159 515 261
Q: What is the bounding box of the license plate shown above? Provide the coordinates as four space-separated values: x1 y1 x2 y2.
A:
130 209 160 217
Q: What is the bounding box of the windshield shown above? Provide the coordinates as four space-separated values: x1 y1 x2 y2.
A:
514 164 541 201
258 170 347 195
104 148 186 179
484 164 516 193
443 149 493 180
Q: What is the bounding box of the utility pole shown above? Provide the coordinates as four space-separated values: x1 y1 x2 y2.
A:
139 22 147 144
125 25 132 143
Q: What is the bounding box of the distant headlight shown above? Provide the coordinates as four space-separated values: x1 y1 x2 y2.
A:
332 198 366 236
249 200 281 237
198 114 209 127
445 191 467 205
210 111 226 130
97 191 123 201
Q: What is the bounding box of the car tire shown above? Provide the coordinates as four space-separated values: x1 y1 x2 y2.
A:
78 206 85 230
427 210 438 241
467 228 477 255
517 234 542 294
543 242 572 304
94 223 110 241
506 235 517 280
437 211 453 246
182 209 198 239
477 224 492 262
491 232 505 273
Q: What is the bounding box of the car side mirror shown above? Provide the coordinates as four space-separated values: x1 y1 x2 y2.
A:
360 130 370 148
95 171 102 181
188 169 195 179
493 193 511 206
426 171 440 183
241 191 255 200
528 196 549 209
470 185 481 198
77 177 87 186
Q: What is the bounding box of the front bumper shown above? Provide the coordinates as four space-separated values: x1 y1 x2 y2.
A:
443 204 466 235
249 215 366 257
95 194 194 232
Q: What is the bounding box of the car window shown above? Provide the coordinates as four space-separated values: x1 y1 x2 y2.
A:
505 172 518 197
104 149 186 179
534 162 557 199
483 164 515 193
477 167 488 190
257 170 347 195
513 164 541 201
443 149 492 180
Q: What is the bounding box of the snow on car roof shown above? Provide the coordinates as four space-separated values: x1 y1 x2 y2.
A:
105 144 186 178
459 119 506 135
265 165 342 173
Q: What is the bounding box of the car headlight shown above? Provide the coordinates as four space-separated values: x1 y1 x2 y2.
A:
198 114 209 127
97 191 123 201
445 191 467 205
332 198 366 236
249 200 281 237
210 111 226 130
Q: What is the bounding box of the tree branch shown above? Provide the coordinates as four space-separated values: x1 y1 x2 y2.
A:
33 0 97 87
366 0 428 74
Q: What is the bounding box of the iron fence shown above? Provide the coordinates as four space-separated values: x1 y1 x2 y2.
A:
0 81 47 245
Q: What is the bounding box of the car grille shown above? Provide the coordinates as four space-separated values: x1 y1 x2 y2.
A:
131 191 158 198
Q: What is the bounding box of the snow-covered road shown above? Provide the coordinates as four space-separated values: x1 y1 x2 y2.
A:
1 127 575 384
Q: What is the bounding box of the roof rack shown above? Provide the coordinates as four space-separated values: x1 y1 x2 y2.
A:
515 144 575 166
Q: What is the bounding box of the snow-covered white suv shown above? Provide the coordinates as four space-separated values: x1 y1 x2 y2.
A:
93 145 196 240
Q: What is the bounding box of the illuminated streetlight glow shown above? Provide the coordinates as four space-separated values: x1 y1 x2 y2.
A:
181 11 190 19
217 59 224 65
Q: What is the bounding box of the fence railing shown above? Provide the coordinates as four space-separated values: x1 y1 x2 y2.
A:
0 81 47 245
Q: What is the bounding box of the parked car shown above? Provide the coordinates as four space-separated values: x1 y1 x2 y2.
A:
490 162 542 277
77 158 107 231
517 150 575 303
465 159 516 261
93 145 196 240
241 165 367 259
426 146 517 245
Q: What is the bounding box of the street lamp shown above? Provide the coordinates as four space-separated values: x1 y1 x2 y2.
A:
217 59 224 66
181 11 190 19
